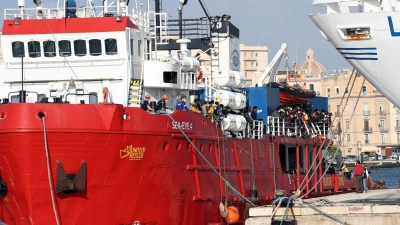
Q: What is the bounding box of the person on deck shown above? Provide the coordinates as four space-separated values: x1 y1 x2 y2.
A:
176 95 189 111
140 93 153 112
190 99 202 113
156 95 171 111
354 160 364 193
251 106 258 120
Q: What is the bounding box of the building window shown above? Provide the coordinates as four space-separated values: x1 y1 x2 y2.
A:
255 53 258 57
74 39 87 56
43 41 56 57
379 102 384 111
347 134 350 141
28 41 41 58
105 38 118 55
346 121 350 129
365 134 369 144
396 119 400 127
58 40 71 57
362 85 367 92
344 86 348 93
130 39 134 56
335 86 339 94
381 134 386 143
89 39 102 56
256 62 258 66
12 41 25 57
380 120 385 128
345 104 348 112
309 84 314 91
326 87 330 97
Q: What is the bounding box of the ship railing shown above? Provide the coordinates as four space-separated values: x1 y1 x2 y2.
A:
150 12 169 45
312 0 396 13
4 6 151 32
180 72 197 90
243 120 264 139
267 116 285 136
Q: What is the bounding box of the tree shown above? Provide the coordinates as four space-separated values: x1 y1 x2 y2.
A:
327 146 342 158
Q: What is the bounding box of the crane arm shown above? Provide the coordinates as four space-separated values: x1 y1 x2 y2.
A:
256 43 287 87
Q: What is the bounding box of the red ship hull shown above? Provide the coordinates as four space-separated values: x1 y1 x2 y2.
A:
0 104 357 225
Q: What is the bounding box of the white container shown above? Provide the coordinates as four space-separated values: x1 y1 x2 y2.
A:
231 71 246 88
222 114 236 131
212 69 235 87
232 92 246 110
222 114 247 131
181 57 200 72
231 115 247 131
213 90 235 108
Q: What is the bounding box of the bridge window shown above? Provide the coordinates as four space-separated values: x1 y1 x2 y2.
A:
105 38 118 55
89 39 102 56
12 41 25 57
43 41 56 57
74 40 87 56
28 41 41 58
58 40 71 57
163 71 177 84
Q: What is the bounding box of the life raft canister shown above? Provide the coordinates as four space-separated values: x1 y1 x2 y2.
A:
224 206 239 224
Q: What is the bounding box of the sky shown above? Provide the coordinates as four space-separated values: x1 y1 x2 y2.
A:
0 0 351 70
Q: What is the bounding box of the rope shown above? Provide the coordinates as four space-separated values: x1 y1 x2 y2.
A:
280 196 292 225
299 76 365 198
42 117 61 225
302 201 346 224
250 135 256 190
166 114 256 206
297 69 357 194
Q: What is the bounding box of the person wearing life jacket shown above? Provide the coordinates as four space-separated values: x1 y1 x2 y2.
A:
176 95 189 111
140 93 154 112
156 94 171 112
190 99 202 113
354 160 364 193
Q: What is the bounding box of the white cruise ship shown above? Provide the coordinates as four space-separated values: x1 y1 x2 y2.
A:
310 0 400 108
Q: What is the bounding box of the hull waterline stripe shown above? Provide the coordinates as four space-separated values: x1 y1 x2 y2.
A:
336 47 376 50
344 57 378 60
339 52 377 55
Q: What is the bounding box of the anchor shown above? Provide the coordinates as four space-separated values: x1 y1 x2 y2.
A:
55 159 86 194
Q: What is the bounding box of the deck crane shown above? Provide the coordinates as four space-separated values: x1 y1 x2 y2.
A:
256 43 288 87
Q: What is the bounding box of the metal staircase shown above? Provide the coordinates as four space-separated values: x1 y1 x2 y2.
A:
128 79 143 107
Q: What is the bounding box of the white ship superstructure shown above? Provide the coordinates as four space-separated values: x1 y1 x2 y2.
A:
310 0 400 108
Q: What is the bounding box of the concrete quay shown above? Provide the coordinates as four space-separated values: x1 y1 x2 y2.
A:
246 189 400 225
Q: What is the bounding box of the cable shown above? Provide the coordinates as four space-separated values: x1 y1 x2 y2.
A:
42 117 61 225
299 76 366 198
166 114 256 206
297 69 357 193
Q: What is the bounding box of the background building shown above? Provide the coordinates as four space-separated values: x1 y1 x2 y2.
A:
321 71 400 158
239 43 268 86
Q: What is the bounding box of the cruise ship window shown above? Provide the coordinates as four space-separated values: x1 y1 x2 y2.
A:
43 41 56 57
58 40 71 57
74 40 87 56
12 41 25 57
105 38 118 55
89 39 102 56
28 41 41 58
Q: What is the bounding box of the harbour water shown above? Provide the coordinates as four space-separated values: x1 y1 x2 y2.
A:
369 167 400 189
